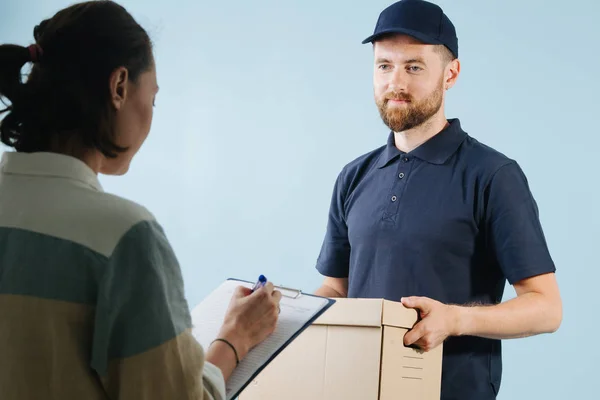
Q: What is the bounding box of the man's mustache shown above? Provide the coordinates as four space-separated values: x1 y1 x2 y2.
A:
384 92 412 102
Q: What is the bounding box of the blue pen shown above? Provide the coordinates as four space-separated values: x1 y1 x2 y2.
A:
251 275 267 292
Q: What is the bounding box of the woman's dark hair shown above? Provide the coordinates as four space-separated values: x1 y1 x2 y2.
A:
0 0 153 157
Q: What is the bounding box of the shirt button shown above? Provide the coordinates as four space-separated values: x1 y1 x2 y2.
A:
391 195 397 202
402 157 409 163
398 172 405 179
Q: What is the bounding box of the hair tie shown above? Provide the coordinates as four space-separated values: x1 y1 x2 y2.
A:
27 44 43 63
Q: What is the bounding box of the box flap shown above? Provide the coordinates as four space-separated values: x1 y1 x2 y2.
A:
381 300 419 328
313 298 383 327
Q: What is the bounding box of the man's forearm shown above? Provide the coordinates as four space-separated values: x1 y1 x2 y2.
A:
315 285 346 298
453 292 562 340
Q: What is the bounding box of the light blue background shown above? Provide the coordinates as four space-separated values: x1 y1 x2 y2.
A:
1 0 598 398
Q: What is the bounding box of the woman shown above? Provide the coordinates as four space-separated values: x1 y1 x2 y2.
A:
0 1 281 399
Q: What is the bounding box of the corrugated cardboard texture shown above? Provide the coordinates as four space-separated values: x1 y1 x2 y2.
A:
240 325 382 400
239 298 442 400
379 326 443 400
323 326 382 399
313 298 383 327
241 326 327 399
313 298 419 328
381 300 420 328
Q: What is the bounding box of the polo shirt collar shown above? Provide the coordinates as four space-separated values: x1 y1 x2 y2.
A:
0 151 103 191
377 118 467 168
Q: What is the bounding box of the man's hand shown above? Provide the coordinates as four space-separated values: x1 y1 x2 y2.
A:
400 296 460 352
400 273 561 349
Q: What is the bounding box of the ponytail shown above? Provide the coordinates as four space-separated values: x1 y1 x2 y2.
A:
0 45 32 103
0 45 35 148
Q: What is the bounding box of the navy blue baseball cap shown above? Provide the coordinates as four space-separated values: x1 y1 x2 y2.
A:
362 0 458 58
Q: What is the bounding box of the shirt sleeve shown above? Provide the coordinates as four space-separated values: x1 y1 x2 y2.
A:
90 219 225 400
484 161 556 285
316 170 351 278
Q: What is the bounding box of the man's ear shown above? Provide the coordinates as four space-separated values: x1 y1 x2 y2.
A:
445 58 460 90
109 67 129 110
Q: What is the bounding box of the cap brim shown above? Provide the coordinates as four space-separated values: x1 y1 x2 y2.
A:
361 27 444 46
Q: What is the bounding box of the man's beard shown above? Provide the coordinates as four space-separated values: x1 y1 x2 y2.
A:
376 78 444 133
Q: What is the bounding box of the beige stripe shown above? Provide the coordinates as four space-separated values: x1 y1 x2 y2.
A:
102 330 224 400
0 294 108 400
0 295 224 400
0 173 154 257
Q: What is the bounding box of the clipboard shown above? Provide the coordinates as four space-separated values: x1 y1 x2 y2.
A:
190 278 336 400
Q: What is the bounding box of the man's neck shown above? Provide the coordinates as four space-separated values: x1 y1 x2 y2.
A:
394 113 449 153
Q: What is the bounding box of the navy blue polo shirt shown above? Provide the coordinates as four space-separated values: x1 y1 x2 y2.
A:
316 118 556 400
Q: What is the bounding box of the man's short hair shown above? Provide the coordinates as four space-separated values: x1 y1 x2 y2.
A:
435 45 456 65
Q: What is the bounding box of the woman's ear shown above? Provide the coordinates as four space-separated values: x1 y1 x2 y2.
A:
109 67 129 110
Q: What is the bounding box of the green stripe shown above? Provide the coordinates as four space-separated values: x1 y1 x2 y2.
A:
91 219 192 375
0 220 191 376
0 227 105 304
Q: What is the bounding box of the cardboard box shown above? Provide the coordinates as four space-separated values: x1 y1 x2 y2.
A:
239 298 442 400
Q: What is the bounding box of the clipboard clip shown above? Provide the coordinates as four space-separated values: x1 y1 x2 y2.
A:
274 284 303 299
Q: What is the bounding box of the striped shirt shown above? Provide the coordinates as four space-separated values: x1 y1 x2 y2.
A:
0 151 225 400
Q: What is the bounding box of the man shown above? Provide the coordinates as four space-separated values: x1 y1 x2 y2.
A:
313 1 562 399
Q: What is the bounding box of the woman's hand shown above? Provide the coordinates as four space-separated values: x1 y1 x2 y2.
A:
218 283 282 359
206 282 281 381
